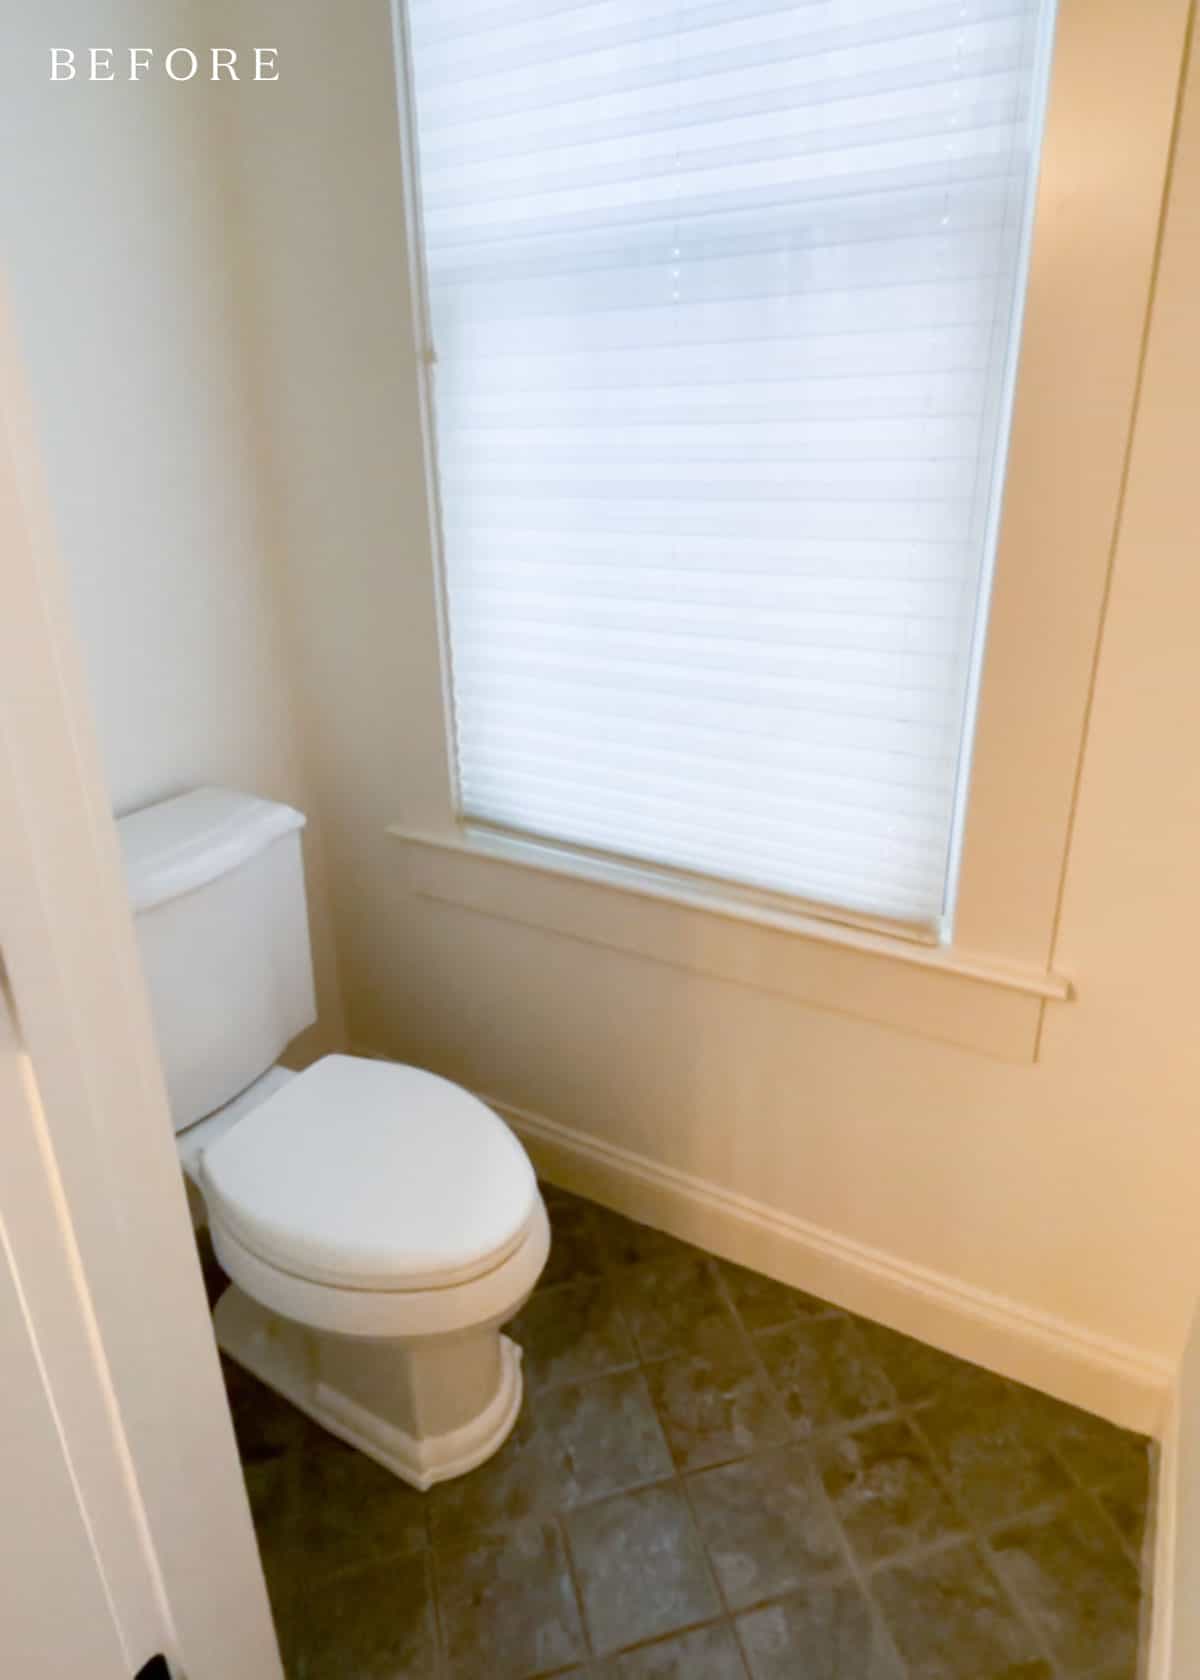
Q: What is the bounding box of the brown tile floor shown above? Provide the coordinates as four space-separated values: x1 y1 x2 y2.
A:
214 1186 1154 1680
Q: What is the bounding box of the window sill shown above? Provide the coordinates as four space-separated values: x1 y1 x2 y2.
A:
387 822 1071 1061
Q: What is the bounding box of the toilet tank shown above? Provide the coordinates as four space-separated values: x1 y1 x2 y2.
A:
118 788 317 1132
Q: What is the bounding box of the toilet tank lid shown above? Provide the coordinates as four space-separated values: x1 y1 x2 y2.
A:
118 787 306 912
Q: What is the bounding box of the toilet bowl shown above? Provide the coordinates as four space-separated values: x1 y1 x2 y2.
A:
194 1055 548 1489
118 787 549 1489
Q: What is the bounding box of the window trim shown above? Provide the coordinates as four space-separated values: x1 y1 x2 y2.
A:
389 819 1070 998
386 819 1063 1060
385 0 1191 1058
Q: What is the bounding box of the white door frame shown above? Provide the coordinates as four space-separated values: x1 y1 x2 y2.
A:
0 274 282 1679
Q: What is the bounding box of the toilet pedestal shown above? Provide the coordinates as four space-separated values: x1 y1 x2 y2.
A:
213 1284 525 1491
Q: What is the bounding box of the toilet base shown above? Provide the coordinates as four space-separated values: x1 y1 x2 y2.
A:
213 1284 524 1491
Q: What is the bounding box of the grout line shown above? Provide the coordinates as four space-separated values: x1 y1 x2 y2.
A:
708 1260 910 1678
598 1240 853 1671
801 1371 912 1674
1035 1416 1151 1578
591 1610 747 1668
661 1313 752 1674
1094 1475 1153 1574
554 1404 747 1664
1001 1373 1155 1578
900 1400 1067 1680
553 1511 595 1668
707 1259 806 1426
425 1545 447 1680
856 1525 985 1583
427 1466 685 1558
525 1356 642 1397
299 1540 436 1591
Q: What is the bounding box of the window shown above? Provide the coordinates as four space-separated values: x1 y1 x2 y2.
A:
405 0 1057 938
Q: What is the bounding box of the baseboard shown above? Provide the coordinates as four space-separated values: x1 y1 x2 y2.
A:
482 1090 1171 1437
346 1043 1170 1434
1147 1382 1178 1680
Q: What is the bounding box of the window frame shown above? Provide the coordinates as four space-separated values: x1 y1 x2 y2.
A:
385 0 1192 1060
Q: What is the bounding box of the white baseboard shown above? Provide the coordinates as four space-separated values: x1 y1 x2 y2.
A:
347 1044 1169 1435
1148 1383 1178 1680
483 1090 1171 1437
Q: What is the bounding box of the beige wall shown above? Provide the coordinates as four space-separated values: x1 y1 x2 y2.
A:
1152 31 1200 1675
0 2 344 1057
221 3 1198 1410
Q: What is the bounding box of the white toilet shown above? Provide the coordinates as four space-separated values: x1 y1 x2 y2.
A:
118 786 549 1490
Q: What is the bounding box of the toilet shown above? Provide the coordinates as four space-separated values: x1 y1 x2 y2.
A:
118 786 549 1490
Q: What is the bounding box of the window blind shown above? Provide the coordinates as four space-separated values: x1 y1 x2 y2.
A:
404 0 1056 933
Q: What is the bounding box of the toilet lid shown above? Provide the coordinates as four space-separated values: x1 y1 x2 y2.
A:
201 1055 539 1292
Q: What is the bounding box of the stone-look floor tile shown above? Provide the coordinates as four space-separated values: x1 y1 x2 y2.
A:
537 1190 607 1290
589 1204 699 1270
223 1358 309 1464
1014 1385 1151 1493
872 1539 1049 1680
293 1551 438 1680
1097 1467 1151 1562
512 1278 637 1390
616 1255 736 1361
716 1260 840 1335
591 1621 748 1678
436 1519 588 1679
737 1582 904 1680
916 1360 1013 1413
755 1315 896 1440
537 1371 675 1511
1074 1659 1139 1680
427 1398 551 1543
225 1185 1151 1680
645 1320 791 1473
290 1429 428 1579
240 1442 294 1552
815 1415 965 1568
916 1367 1073 1528
241 1453 301 1647
855 1318 981 1408
988 1494 1142 1676
430 1370 672 1544
687 1445 845 1611
565 1482 721 1656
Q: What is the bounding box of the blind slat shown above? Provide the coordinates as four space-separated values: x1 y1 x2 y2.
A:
462 772 947 860
460 765 948 846
460 804 944 918
459 745 952 817
456 711 960 785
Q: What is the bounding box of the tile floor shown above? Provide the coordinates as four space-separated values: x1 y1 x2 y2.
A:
214 1185 1154 1680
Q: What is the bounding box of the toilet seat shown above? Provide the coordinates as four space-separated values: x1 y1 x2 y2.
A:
208 1199 550 1341
202 1054 539 1294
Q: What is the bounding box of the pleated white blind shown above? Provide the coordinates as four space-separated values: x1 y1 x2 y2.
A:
405 0 1056 932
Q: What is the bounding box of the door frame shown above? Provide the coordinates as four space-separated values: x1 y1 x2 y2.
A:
0 275 282 1678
